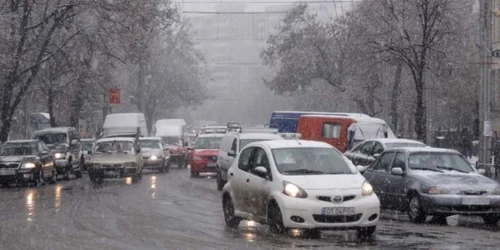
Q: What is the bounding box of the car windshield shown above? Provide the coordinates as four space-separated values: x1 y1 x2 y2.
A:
272 147 353 175
239 139 274 152
140 140 161 149
162 137 181 146
0 143 36 156
95 141 134 154
409 152 474 173
195 137 222 149
386 142 425 149
33 132 67 145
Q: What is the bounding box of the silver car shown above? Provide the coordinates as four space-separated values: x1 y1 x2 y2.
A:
139 137 170 173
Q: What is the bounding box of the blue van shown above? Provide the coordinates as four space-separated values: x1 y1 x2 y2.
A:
268 111 369 133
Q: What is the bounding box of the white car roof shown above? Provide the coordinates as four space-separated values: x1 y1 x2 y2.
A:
252 140 332 149
81 138 95 141
198 133 226 138
365 138 425 145
390 147 459 154
96 138 136 143
33 127 72 133
139 137 162 141
6 140 38 144
238 133 283 140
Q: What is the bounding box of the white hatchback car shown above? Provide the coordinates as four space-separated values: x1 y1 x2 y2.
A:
222 140 380 236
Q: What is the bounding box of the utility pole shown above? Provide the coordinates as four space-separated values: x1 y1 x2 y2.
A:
479 0 493 176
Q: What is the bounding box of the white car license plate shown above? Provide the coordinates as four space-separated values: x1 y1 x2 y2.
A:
322 207 355 216
462 197 489 205
0 169 15 176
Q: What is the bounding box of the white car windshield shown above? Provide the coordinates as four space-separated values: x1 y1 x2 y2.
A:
409 152 474 173
272 147 353 175
140 140 161 149
95 141 134 154
33 132 67 146
195 137 222 149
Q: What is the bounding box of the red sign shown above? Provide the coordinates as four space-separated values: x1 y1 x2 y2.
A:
109 88 120 104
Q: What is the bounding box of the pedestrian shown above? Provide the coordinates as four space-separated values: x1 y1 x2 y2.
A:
460 128 472 158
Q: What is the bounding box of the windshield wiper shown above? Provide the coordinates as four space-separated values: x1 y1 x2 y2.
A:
435 165 469 173
411 167 444 173
284 169 326 174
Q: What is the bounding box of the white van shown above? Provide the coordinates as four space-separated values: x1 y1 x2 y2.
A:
216 130 283 190
154 119 188 168
102 113 148 138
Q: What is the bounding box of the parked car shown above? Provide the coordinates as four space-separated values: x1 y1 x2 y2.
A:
222 140 380 236
362 147 500 226
31 127 82 179
216 131 283 190
139 137 171 173
345 138 426 169
189 133 225 177
79 138 95 171
88 137 143 184
0 140 56 186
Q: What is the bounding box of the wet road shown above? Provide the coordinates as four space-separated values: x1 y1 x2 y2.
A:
1 167 500 250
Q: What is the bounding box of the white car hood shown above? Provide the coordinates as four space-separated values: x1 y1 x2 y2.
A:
91 154 137 164
141 148 163 157
282 174 365 190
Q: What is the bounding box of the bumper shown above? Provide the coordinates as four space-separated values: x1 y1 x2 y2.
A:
0 169 37 183
275 192 380 230
89 167 140 179
143 159 164 169
190 161 217 174
420 194 500 216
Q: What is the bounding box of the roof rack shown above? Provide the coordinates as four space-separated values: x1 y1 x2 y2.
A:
279 133 302 139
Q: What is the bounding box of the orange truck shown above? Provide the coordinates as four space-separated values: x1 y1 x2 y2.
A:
297 114 395 152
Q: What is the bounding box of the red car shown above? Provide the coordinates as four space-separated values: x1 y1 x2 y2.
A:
189 134 224 177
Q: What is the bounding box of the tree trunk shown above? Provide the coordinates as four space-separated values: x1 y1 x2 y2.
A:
414 73 426 141
48 88 57 127
390 62 403 134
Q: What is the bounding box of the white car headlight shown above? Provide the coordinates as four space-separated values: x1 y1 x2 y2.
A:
282 181 308 198
150 155 158 160
361 181 374 196
54 153 63 159
21 163 36 169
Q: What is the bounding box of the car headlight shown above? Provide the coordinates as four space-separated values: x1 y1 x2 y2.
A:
124 162 137 168
361 181 374 196
54 153 64 159
21 163 36 169
282 181 308 198
150 155 158 160
192 155 203 161
92 163 101 169
427 186 449 195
